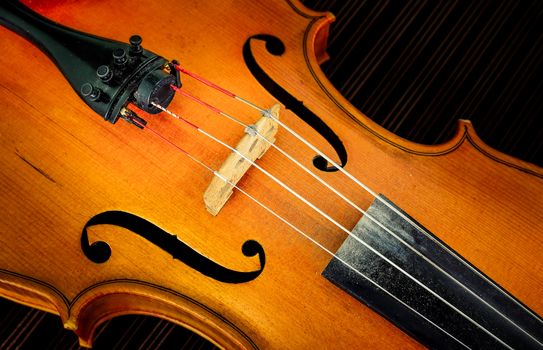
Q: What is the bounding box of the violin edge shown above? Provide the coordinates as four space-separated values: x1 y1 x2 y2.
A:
456 119 542 177
296 6 542 176
286 0 336 65
0 1 540 348
0 270 259 349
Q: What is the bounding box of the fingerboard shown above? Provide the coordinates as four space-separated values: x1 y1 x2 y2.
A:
322 196 543 349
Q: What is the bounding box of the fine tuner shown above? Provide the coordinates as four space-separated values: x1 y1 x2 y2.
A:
1 0 542 349
1 1 180 126
1 0 281 212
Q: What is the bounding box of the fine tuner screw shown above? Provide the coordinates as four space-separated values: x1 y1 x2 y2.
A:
80 83 101 102
129 34 143 55
112 48 127 66
96 65 112 83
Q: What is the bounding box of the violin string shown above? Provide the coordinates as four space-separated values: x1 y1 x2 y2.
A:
139 120 470 350
175 65 380 197
174 86 374 215
150 101 514 349
174 64 543 327
167 88 542 344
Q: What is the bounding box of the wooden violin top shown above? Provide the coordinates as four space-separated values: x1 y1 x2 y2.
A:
0 0 542 348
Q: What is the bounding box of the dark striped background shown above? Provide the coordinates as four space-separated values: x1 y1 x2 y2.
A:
308 0 543 166
1 1 541 349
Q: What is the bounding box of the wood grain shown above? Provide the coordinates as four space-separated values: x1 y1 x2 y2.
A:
0 0 541 349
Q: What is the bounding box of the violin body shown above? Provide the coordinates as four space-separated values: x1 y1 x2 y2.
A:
0 0 542 348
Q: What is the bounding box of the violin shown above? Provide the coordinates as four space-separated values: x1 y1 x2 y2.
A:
1 0 542 349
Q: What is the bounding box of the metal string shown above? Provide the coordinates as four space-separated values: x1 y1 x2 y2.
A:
151 100 520 349
174 65 543 333
140 121 471 349
171 87 543 345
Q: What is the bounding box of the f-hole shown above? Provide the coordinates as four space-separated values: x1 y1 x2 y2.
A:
242 34 348 172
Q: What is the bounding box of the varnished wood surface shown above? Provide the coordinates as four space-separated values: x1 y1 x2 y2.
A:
3 1 541 347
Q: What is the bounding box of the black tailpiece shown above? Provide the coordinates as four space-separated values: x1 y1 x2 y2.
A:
0 1 181 124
